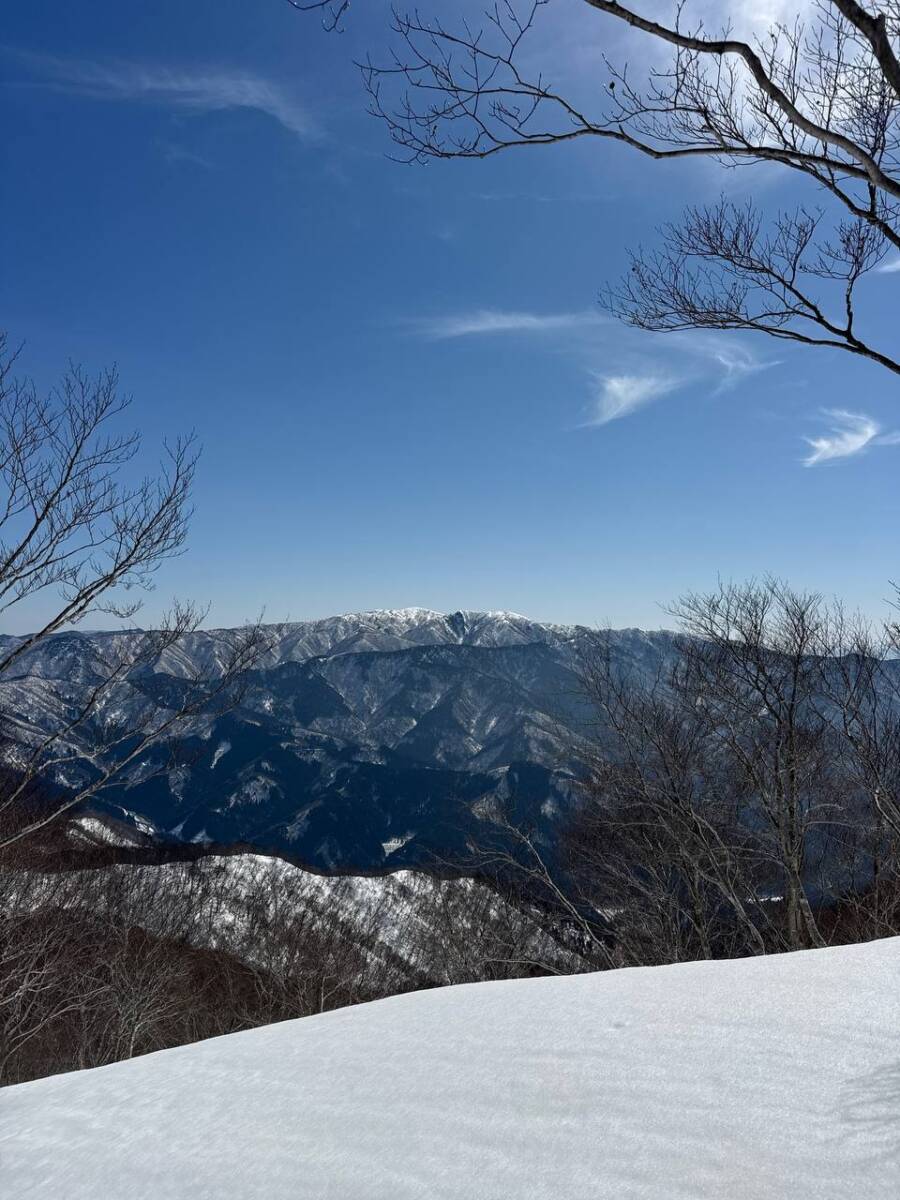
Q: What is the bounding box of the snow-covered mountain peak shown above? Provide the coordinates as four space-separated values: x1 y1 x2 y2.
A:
336 606 446 623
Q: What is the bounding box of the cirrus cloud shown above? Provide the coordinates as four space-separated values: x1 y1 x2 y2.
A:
411 309 606 339
587 372 683 425
802 409 900 467
9 51 320 141
408 306 779 430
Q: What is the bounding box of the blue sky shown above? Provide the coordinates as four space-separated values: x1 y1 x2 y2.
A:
3 0 899 632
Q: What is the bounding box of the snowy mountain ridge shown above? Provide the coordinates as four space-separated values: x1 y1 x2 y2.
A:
0 611 679 868
0 607 665 675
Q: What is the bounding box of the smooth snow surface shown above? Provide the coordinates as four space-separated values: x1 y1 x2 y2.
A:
4 939 899 1199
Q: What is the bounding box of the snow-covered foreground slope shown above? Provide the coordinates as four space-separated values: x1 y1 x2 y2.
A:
4 939 899 1199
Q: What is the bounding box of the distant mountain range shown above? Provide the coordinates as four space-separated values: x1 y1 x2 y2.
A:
1 609 678 870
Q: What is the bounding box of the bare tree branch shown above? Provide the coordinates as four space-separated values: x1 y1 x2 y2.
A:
338 1 900 374
0 336 271 850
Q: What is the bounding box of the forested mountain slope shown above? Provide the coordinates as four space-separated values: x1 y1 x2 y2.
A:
0 610 675 868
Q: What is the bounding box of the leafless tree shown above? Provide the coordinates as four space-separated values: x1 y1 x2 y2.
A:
666 580 844 950
563 578 900 965
0 335 269 850
816 604 900 935
568 637 777 964
327 1 900 374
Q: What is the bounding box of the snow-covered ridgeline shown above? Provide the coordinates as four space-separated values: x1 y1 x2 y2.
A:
0 607 668 679
35 849 577 981
0 610 678 869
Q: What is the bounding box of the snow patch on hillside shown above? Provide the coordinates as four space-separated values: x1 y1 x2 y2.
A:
381 832 414 857
210 740 231 769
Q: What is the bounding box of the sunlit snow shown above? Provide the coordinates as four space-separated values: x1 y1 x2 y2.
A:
3 938 898 1198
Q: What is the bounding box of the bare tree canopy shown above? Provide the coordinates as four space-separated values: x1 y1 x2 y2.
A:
0 336 268 850
0 336 195 658
567 578 900 964
293 1 900 374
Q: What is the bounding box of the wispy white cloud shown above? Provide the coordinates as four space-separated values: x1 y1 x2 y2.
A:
15 52 319 140
474 191 555 204
802 409 892 466
412 309 605 339
411 308 780 428
473 190 614 205
587 372 682 425
876 258 900 274
158 141 214 169
675 334 778 392
581 335 771 425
